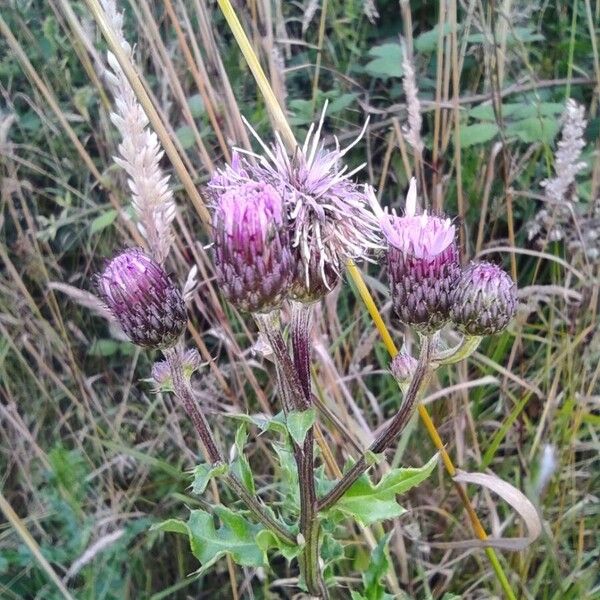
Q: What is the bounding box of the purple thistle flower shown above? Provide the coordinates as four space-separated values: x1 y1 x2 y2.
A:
369 179 460 332
211 180 294 313
212 104 382 302
450 261 517 335
96 248 187 348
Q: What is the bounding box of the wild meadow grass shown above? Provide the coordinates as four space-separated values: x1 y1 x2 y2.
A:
0 1 599 598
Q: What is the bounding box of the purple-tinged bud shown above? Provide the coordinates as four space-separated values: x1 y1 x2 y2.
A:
369 180 460 332
96 249 187 348
289 251 339 303
212 181 294 313
450 261 517 335
390 351 418 383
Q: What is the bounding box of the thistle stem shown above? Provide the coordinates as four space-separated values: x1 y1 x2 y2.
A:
318 337 433 512
164 347 295 546
291 301 313 401
346 262 517 600
256 311 327 598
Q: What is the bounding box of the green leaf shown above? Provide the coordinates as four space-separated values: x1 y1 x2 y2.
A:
468 27 543 46
191 462 228 495
272 444 300 510
255 529 299 562
88 339 134 357
154 508 296 571
328 92 358 114
414 24 452 53
224 411 288 436
510 27 545 43
509 102 565 120
365 43 404 79
361 533 394 600
187 506 266 574
230 424 255 494
89 209 118 235
507 117 560 144
327 455 438 526
468 103 519 121
460 123 499 148
289 99 316 126
187 93 204 118
469 102 564 121
286 408 316 446
175 125 195 150
152 518 188 536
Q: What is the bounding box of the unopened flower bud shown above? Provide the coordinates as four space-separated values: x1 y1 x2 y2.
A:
96 249 187 348
290 251 339 303
450 261 517 335
370 180 460 332
212 181 294 313
390 351 418 383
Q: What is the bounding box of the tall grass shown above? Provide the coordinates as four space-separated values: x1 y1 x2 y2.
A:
1 1 599 598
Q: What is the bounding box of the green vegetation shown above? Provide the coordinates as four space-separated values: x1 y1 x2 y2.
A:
1 1 599 598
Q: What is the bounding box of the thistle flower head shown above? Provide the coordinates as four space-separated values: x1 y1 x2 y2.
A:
211 179 294 313
228 104 381 302
96 248 187 348
369 180 460 331
450 261 517 335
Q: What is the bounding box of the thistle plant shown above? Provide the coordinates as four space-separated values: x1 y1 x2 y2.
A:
88 2 542 598
210 177 294 313
96 249 187 348
369 179 460 332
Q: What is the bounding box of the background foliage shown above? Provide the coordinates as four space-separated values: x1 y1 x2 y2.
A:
0 0 599 598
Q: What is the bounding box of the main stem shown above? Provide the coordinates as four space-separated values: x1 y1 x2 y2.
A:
290 303 327 598
256 311 327 598
318 337 433 512
164 346 295 546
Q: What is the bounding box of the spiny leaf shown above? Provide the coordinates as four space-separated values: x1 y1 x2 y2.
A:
190 462 228 495
255 529 299 562
326 455 438 526
286 408 316 446
224 411 287 436
187 506 267 575
272 444 300 510
151 518 188 536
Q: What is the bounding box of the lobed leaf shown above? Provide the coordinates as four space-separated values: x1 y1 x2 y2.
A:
327 455 438 526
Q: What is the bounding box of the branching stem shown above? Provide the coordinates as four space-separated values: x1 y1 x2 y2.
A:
164 346 295 546
318 337 433 512
256 310 327 598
